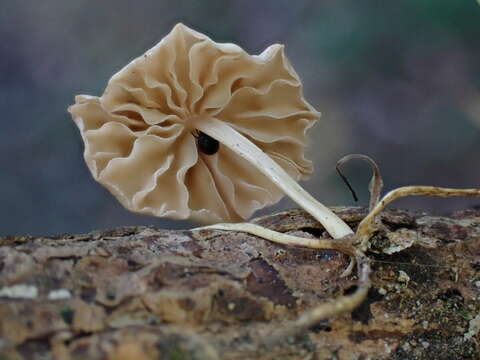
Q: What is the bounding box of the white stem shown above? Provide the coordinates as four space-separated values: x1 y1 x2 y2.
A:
195 117 353 239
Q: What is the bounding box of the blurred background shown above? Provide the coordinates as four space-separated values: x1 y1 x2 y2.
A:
1 0 480 236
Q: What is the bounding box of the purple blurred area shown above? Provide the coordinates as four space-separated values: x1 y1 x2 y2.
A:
1 0 480 236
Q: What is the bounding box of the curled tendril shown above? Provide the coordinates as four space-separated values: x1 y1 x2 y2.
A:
336 154 384 211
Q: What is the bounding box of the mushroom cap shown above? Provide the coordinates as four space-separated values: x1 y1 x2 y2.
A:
68 23 319 223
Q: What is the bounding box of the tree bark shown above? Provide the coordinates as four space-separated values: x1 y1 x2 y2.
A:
1 207 479 359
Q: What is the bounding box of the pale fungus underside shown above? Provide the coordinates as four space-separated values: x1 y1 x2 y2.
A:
68 23 352 238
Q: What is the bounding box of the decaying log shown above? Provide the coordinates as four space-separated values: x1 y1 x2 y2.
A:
1 207 479 359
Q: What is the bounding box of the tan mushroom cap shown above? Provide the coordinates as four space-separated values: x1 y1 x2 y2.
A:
68 23 319 223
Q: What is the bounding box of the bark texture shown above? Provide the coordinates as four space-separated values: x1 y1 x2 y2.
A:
1 207 479 359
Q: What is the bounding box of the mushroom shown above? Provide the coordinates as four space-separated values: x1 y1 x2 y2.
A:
68 23 353 239
69 23 480 344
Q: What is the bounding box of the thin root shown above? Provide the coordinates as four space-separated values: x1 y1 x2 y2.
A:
265 249 371 347
195 222 356 255
340 257 356 278
356 186 480 250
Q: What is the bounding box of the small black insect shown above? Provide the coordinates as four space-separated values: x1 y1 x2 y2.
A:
193 131 220 155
